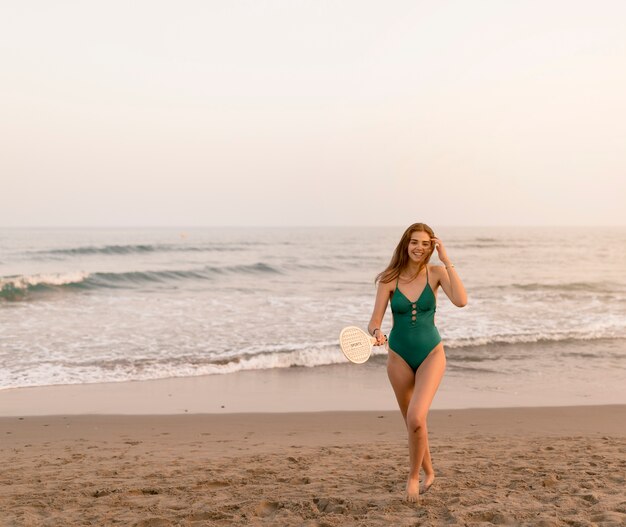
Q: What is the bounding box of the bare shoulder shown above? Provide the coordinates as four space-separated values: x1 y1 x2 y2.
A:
379 277 395 290
377 276 396 296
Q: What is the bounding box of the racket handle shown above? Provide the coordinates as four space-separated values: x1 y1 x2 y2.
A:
370 335 388 346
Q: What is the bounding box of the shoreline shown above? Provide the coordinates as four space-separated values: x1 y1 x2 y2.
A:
2 405 624 442
2 358 625 417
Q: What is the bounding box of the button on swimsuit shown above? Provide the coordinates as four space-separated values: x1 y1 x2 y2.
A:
388 266 442 373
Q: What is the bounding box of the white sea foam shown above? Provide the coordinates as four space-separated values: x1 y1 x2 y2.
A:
1 226 625 394
0 271 90 289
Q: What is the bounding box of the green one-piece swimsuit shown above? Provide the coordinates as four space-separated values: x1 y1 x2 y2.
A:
388 265 442 373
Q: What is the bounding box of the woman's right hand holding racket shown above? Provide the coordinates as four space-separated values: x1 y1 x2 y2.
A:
373 329 387 346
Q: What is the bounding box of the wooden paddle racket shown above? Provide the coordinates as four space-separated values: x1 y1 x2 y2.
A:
339 326 387 364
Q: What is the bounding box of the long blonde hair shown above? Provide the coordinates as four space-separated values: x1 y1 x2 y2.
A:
375 223 436 285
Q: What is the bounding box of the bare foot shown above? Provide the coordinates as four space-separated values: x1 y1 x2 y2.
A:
406 476 420 503
421 472 435 494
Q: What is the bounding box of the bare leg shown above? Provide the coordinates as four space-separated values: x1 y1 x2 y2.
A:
386 347 439 496
419 427 435 493
406 344 446 502
421 432 434 480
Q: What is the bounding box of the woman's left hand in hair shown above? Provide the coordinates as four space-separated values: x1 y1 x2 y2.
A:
431 237 450 264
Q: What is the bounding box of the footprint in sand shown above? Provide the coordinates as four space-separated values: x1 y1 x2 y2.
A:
578 492 599 504
591 511 625 523
134 518 172 527
253 500 281 518
541 474 559 487
468 510 514 524
91 489 114 498
202 480 230 489
187 511 231 521
137 488 160 495
313 497 346 514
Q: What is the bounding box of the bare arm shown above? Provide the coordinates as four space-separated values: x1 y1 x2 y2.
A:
435 264 467 307
368 280 391 341
430 236 467 308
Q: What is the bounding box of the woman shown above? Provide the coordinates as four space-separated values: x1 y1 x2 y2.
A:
368 222 467 502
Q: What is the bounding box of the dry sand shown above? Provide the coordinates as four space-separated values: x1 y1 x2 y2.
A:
1 405 625 526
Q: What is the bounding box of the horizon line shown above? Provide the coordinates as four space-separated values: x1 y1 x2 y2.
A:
1 224 624 229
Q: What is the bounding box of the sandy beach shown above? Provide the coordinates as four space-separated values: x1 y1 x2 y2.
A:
3 0 626 522
1 402 625 526
2 228 625 526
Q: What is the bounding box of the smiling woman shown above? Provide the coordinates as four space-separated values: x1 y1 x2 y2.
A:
368 222 468 502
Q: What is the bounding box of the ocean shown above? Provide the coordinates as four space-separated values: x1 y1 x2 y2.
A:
1 226 625 406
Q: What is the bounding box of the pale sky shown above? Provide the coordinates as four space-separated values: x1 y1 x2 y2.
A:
1 0 625 227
